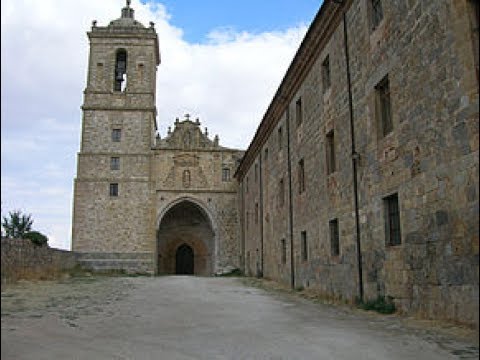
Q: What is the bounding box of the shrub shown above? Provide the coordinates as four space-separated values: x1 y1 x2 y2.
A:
216 268 244 277
24 231 49 246
356 295 396 314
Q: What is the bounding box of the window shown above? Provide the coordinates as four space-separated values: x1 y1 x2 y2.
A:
182 170 191 188
371 0 383 30
301 231 308 261
114 49 127 92
222 167 231 182
112 128 122 142
468 0 479 86
246 176 249 193
255 203 259 224
110 157 120 170
298 159 305 194
330 219 340 256
138 63 145 82
264 148 269 161
326 130 336 174
322 56 331 91
281 239 287 265
296 98 303 126
109 183 118 197
279 178 285 207
384 193 401 246
376 75 392 137
278 126 283 150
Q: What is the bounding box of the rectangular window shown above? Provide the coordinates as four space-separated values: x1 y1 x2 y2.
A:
296 98 303 126
109 183 118 197
326 130 336 174
264 148 269 161
298 158 305 194
110 157 120 170
222 167 231 182
111 128 122 142
384 193 401 246
329 219 340 256
322 55 331 91
281 239 287 265
278 127 283 150
376 75 392 136
371 0 383 30
246 176 249 193
301 231 308 261
279 178 285 207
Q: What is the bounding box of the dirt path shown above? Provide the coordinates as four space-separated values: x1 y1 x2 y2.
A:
1 275 478 360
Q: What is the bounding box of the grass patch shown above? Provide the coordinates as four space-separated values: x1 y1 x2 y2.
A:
356 295 396 314
216 268 244 277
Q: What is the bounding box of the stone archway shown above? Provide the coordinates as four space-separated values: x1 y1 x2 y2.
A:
157 200 214 276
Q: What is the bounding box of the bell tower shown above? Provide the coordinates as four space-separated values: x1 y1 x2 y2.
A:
72 1 160 272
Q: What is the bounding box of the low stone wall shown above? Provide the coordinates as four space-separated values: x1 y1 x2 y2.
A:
1 238 78 285
76 252 154 274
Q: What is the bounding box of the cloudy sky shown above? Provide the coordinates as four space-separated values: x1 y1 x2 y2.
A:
1 0 321 250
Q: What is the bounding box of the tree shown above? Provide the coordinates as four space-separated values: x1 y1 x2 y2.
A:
2 210 33 238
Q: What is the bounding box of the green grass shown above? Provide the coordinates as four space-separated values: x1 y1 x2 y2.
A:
356 295 396 314
216 268 244 277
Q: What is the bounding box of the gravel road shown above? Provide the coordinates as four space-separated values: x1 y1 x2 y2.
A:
1 275 478 360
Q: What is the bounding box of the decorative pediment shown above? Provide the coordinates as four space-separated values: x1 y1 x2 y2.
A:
156 114 221 150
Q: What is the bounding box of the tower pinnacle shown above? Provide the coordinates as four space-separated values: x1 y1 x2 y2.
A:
121 0 134 19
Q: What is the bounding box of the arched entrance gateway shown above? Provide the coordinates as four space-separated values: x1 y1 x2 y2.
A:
157 200 214 276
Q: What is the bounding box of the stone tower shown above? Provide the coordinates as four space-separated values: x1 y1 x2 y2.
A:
72 1 160 272
72 1 244 275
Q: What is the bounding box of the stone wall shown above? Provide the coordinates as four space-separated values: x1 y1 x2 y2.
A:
1 238 78 285
238 0 479 329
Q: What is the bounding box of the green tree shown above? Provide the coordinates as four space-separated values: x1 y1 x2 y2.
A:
2 210 33 238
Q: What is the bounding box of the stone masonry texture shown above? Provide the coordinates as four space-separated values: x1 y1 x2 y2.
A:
236 0 479 329
72 3 243 276
1 238 78 285
72 1 479 329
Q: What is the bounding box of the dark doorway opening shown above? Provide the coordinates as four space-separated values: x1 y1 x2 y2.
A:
176 244 194 275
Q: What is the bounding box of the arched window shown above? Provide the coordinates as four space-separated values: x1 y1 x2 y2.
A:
114 49 127 92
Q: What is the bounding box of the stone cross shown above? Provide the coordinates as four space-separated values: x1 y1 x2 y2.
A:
185 114 191 121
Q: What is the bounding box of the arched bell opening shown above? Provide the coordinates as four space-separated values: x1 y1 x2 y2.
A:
114 49 127 92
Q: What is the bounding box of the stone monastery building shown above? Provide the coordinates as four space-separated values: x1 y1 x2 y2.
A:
73 1 479 328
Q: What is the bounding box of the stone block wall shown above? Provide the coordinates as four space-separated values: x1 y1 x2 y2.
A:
238 0 479 328
1 238 78 285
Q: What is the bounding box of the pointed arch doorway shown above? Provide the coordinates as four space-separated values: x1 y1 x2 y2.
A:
157 200 214 276
176 244 194 274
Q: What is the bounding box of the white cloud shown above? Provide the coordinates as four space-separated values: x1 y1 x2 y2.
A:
1 0 307 249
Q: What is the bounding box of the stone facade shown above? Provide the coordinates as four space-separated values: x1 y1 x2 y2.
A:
236 0 479 329
72 3 243 275
73 0 479 328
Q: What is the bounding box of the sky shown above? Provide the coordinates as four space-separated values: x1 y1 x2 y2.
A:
1 0 321 250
